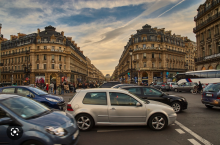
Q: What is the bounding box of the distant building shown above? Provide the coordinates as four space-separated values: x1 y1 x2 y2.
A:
105 74 111 81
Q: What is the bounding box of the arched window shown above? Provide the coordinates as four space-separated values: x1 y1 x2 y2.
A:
208 66 213 70
202 66 206 70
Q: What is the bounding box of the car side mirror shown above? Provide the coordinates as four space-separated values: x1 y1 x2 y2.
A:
136 102 142 107
0 117 13 125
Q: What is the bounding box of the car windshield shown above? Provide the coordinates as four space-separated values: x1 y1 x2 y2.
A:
30 87 48 95
204 84 220 92
156 82 163 85
1 97 50 119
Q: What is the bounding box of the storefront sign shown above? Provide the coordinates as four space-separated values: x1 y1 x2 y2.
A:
205 53 220 60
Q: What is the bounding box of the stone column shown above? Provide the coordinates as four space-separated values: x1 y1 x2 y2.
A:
30 73 35 84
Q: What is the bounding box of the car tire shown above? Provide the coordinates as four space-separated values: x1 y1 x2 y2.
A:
22 140 43 145
148 114 167 131
171 102 182 113
205 105 213 109
76 114 94 131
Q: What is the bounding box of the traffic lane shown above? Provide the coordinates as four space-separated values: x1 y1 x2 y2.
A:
169 91 220 145
77 125 194 145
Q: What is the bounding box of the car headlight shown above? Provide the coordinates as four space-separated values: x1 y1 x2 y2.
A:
46 98 59 102
45 126 67 137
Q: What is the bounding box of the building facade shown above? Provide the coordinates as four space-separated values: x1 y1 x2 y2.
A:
184 38 196 71
115 24 189 84
0 25 104 85
193 0 220 70
105 74 111 81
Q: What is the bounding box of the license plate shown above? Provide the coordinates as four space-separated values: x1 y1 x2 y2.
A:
73 130 79 139
206 94 212 97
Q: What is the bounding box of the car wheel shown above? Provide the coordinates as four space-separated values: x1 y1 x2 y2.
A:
22 140 43 145
171 102 182 113
205 105 213 109
148 114 167 131
174 88 178 92
76 114 94 131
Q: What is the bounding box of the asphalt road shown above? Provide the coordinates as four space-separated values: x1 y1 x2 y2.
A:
62 91 220 145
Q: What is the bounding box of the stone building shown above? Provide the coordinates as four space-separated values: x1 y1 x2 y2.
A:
183 38 196 71
115 24 189 84
193 0 220 70
105 74 111 81
0 25 104 85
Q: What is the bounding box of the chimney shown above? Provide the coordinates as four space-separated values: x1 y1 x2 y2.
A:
17 33 20 38
61 31 64 36
37 28 40 34
10 35 13 41
77 47 80 50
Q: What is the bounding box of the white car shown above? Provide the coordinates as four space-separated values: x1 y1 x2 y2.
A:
167 82 178 91
66 88 177 131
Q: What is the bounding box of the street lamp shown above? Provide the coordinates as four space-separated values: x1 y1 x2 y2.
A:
129 48 133 84
23 63 32 85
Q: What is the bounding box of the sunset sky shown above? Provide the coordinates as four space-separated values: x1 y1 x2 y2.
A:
0 0 205 76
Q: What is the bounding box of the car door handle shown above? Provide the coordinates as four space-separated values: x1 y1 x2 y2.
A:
110 108 116 110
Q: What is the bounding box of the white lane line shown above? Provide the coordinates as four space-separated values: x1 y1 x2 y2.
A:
97 129 142 133
175 121 213 145
175 129 185 134
188 139 202 145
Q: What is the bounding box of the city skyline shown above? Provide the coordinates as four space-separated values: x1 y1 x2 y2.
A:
0 0 205 75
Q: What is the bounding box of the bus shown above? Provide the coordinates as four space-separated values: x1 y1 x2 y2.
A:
175 70 220 84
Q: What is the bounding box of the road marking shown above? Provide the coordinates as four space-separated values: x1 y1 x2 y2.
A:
97 129 142 132
188 139 202 145
175 121 213 145
175 129 185 134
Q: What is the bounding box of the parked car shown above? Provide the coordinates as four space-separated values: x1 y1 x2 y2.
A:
111 84 137 89
99 81 121 88
0 86 65 111
121 86 188 113
66 88 177 131
174 82 198 93
0 94 79 145
167 82 178 91
201 83 220 108
150 82 170 91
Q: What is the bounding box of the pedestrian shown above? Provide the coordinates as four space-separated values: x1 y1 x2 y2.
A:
198 81 202 93
65 83 70 93
50 82 54 94
61 83 64 94
54 82 57 94
46 83 49 93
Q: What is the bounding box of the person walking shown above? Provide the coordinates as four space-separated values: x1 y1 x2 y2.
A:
198 81 203 93
61 83 64 95
46 83 49 93
54 83 57 94
50 82 54 94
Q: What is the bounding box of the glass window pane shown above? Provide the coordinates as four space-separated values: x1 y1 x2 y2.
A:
109 92 138 106
83 92 107 105
143 88 162 96
207 71 216 78
200 72 207 78
216 71 220 78
2 88 15 93
127 88 141 94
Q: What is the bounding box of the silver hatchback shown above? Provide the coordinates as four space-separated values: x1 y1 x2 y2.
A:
66 88 177 131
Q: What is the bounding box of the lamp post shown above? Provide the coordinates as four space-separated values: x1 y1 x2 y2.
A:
129 48 133 84
23 62 32 85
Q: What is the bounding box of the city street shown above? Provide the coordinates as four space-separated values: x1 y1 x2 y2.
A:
61 91 219 145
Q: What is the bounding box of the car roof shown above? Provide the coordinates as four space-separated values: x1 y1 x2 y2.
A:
0 94 21 100
0 86 31 89
120 86 152 89
76 88 129 93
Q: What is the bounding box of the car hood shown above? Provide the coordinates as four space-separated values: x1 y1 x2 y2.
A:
148 100 172 108
27 111 70 126
42 94 63 102
168 94 184 99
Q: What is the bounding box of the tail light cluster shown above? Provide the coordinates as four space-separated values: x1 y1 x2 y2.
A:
162 85 165 87
67 104 74 111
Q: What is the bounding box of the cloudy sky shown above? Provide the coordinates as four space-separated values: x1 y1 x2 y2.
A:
0 0 205 76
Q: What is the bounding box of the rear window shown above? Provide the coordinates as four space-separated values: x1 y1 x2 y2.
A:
82 92 107 105
204 84 220 92
2 88 15 93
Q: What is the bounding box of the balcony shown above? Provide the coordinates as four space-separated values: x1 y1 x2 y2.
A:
194 13 220 33
194 0 220 21
1 50 30 57
167 49 185 54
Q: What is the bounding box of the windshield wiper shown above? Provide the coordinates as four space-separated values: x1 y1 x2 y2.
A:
26 110 52 120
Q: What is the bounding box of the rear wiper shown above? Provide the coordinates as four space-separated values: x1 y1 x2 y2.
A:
26 110 52 120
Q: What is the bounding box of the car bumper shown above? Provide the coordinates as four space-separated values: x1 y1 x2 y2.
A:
201 99 220 107
168 114 177 125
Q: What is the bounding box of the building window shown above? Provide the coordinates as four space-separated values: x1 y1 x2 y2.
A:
52 46 55 51
44 46 47 49
59 64 62 69
202 47 205 57
15 66 16 71
25 47 27 51
159 53 161 59
18 66 20 70
64 57 66 62
137 54 139 59
152 62 155 68
158 44 160 48
44 55 47 60
216 25 219 34
143 53 146 59
64 65 66 70
44 38 47 42
135 38 138 43
44 64 46 69
59 55 61 61
143 62 146 67
52 55 54 60
151 44 154 47
159 62 161 68
136 45 138 49
209 45 212 55
37 46 39 50
143 37 146 41
51 64 54 69
25 56 27 61
152 53 154 58
37 55 39 60
143 44 146 48
59 47 61 50
37 64 39 70
208 29 211 38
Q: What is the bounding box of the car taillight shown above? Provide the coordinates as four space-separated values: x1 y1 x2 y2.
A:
67 104 74 111
162 85 165 86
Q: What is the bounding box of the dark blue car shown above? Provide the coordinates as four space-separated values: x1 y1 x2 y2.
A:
0 94 79 145
0 86 65 110
202 83 220 108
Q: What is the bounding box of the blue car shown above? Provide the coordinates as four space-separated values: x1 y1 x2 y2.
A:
0 86 65 110
0 94 79 145
202 83 220 108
